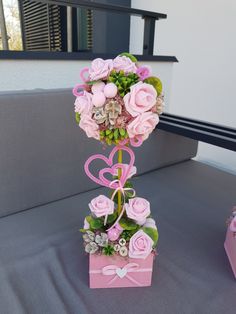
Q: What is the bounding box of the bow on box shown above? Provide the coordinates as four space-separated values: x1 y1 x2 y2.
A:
89 262 152 286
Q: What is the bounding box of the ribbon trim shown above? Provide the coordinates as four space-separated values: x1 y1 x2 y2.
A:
89 262 152 286
104 179 135 227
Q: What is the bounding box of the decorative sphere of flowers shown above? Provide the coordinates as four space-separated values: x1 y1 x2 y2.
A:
74 52 163 146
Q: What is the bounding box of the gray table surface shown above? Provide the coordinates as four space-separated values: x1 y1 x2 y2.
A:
0 160 236 314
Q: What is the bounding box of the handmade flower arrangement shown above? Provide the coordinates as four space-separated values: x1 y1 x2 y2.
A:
73 52 164 146
224 207 236 279
73 53 163 288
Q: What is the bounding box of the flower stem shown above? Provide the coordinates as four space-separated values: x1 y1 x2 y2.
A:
117 148 123 215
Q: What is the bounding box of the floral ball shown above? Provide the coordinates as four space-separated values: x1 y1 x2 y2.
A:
73 52 163 146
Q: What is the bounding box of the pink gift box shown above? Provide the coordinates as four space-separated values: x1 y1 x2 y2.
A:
224 225 236 279
89 253 154 288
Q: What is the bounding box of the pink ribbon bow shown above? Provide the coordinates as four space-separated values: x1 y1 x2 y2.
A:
103 179 135 227
90 262 152 286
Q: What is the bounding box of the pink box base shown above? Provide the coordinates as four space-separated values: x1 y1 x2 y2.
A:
89 253 154 289
224 227 236 279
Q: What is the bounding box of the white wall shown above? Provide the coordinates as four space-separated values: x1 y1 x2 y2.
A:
0 60 174 111
130 0 236 174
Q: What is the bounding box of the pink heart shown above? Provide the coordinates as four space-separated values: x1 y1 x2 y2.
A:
84 145 135 188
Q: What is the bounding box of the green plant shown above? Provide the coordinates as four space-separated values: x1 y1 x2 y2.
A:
108 70 139 97
103 245 115 256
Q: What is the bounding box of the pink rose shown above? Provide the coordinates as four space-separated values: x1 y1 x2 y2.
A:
89 195 114 218
127 112 159 140
136 65 151 80
113 56 137 74
124 82 157 117
125 197 150 225
107 227 122 241
129 230 153 259
74 91 93 116
79 115 100 140
89 58 113 81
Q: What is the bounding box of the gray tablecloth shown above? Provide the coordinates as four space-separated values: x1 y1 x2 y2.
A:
0 160 236 314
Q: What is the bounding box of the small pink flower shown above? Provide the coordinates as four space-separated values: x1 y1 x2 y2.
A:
107 227 122 241
113 56 137 74
136 65 151 80
89 58 113 81
125 197 150 225
124 82 157 117
74 91 93 116
127 112 159 141
79 115 100 140
129 230 153 259
89 195 114 218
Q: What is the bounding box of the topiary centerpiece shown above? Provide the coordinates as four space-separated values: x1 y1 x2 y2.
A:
73 52 164 288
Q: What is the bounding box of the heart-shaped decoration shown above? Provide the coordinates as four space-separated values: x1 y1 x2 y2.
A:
116 267 127 279
84 145 135 188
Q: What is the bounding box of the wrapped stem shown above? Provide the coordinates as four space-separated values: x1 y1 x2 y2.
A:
117 149 123 215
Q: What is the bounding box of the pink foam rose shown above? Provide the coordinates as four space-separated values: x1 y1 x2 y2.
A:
230 217 236 232
89 58 113 81
127 112 159 140
107 227 122 241
74 91 93 116
89 195 114 218
129 230 154 259
113 56 137 74
125 197 150 225
136 65 151 80
79 115 100 140
124 82 157 117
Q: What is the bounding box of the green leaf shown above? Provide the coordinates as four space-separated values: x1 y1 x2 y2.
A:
75 112 81 124
144 76 163 95
108 132 114 140
119 128 126 136
106 212 118 224
90 217 103 230
114 128 119 140
79 228 88 233
119 217 138 230
142 227 159 246
86 80 99 85
105 129 112 135
119 52 138 63
85 215 92 223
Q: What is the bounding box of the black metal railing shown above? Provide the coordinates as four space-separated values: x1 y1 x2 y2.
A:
36 0 166 55
0 0 170 57
159 113 236 151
